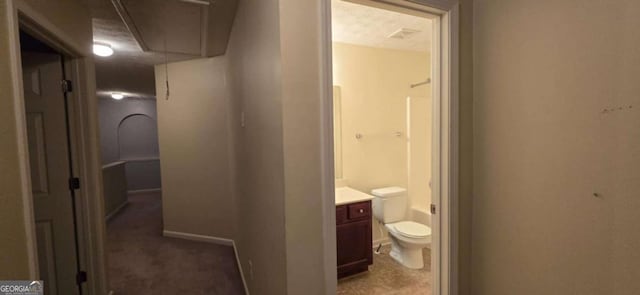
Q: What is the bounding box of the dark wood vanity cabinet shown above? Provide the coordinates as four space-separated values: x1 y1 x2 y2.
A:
336 200 373 278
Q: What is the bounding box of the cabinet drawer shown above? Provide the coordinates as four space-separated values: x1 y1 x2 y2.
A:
348 202 370 220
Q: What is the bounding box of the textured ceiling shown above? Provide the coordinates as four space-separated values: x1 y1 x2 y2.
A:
92 18 196 65
332 0 432 52
121 0 204 55
89 0 237 99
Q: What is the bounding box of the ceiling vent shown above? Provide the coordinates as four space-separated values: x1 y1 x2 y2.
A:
387 28 421 40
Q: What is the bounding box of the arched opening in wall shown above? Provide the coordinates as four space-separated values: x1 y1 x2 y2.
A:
117 114 162 193
118 113 159 160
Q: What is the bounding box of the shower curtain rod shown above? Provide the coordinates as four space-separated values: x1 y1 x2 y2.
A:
410 78 431 88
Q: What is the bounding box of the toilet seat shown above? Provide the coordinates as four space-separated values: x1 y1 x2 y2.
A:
390 221 431 239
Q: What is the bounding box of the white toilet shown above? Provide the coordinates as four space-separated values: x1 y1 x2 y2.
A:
371 186 431 269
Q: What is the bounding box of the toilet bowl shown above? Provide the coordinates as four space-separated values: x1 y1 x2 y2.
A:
385 221 431 269
371 187 432 269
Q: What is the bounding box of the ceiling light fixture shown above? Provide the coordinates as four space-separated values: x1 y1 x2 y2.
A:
93 43 114 57
111 93 124 100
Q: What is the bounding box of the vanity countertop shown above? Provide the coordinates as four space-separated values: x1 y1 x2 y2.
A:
335 186 374 206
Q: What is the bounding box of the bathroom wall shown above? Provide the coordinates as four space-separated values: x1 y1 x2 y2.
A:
332 42 430 242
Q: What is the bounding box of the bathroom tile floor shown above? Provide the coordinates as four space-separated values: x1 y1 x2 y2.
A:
337 245 432 295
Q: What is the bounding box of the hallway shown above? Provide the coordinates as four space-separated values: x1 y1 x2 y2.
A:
107 192 245 294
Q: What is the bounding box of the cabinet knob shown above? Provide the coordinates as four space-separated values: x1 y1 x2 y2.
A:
359 209 364 213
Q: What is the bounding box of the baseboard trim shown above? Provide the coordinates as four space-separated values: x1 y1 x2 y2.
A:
162 230 233 246
127 188 162 195
232 241 250 295
105 201 128 222
161 230 250 294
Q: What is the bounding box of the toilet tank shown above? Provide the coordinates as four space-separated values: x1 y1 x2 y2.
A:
371 187 407 223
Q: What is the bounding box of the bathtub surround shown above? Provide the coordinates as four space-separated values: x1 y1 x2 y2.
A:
332 42 431 243
407 94 432 214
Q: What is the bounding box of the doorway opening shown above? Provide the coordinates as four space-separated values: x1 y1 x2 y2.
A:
19 29 86 295
326 0 459 294
89 0 246 293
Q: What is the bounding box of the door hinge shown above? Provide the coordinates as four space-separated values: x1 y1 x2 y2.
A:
69 177 80 190
76 271 87 284
61 79 73 93
430 204 437 215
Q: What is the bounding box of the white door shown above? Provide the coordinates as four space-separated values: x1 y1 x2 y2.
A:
22 52 80 295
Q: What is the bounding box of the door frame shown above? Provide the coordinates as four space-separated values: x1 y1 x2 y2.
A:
6 1 109 294
320 0 460 294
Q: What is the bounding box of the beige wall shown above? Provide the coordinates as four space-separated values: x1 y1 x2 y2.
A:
155 57 236 240
473 0 640 294
0 0 31 279
458 0 474 293
18 0 93 50
226 1 471 293
332 42 430 241
227 2 461 293
0 0 474 293
227 0 334 292
152 0 333 293
0 0 96 280
279 0 333 293
226 0 287 292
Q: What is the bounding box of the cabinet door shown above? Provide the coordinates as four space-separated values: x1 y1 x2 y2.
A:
337 219 372 275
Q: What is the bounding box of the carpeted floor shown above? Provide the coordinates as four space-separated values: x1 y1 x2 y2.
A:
337 245 432 295
107 192 245 295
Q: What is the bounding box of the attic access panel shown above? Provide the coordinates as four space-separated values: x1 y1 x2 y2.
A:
121 0 204 56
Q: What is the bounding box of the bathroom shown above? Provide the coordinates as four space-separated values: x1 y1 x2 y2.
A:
332 0 434 293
